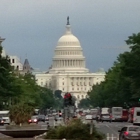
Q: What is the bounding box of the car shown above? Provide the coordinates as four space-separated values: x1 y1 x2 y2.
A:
118 125 140 140
38 114 45 122
101 114 111 122
85 114 93 120
45 115 49 121
0 117 4 126
28 115 38 124
2 117 10 125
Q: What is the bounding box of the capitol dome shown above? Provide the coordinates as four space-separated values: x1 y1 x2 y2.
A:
50 17 89 73
57 26 80 47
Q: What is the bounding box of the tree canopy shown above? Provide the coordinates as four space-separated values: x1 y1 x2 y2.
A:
88 32 140 108
0 45 60 111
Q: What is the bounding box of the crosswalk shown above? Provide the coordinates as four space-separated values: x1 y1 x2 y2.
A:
105 133 119 140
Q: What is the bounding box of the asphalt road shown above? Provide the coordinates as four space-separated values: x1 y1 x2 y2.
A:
0 118 64 139
93 120 131 139
0 117 133 140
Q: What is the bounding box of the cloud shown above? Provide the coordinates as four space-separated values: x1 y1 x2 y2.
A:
0 0 140 71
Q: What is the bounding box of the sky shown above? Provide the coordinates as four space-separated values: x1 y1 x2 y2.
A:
0 0 140 72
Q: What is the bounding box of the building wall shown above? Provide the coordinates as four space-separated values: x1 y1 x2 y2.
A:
35 72 105 101
9 56 23 71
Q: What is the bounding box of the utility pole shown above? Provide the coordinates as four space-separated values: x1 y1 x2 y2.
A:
90 119 93 135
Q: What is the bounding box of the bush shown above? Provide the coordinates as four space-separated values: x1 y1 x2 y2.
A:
45 119 105 140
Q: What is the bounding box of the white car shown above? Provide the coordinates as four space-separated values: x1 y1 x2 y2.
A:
2 117 10 125
85 115 93 120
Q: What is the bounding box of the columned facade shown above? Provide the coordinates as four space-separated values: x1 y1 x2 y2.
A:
34 18 105 105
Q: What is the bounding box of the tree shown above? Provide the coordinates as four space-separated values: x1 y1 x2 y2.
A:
54 90 62 99
88 33 140 107
9 102 34 125
78 98 90 109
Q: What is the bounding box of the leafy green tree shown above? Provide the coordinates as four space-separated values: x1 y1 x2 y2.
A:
88 32 140 107
78 98 91 109
9 102 34 125
54 90 62 99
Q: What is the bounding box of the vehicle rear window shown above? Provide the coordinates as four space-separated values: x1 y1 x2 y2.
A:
137 112 140 116
102 114 109 116
129 127 140 131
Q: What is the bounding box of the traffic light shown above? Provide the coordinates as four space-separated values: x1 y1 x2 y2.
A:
64 93 73 107
139 99 140 102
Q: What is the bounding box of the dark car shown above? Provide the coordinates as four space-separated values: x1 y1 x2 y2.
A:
38 114 45 122
118 125 140 140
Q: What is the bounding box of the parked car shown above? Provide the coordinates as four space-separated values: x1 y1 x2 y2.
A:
118 125 140 140
28 115 38 124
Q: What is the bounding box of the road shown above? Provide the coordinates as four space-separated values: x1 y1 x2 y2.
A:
85 119 131 139
0 117 133 140
0 118 63 139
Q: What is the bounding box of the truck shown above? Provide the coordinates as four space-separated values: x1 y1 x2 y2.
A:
121 109 128 122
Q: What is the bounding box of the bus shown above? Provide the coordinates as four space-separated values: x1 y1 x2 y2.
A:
111 107 123 122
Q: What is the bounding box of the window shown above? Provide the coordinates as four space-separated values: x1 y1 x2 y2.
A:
72 88 74 91
137 112 140 116
77 82 79 86
12 59 15 63
16 65 19 70
63 82 64 85
41 82 43 86
77 88 79 90
63 88 64 91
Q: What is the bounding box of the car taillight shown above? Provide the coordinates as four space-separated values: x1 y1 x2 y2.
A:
28 119 31 122
124 131 129 136
1 120 4 123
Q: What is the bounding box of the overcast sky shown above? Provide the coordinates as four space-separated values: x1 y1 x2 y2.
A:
0 0 140 72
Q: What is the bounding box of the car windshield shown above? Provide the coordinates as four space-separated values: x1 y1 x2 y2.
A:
129 127 140 131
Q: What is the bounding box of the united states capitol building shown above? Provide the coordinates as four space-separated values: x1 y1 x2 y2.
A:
35 18 105 102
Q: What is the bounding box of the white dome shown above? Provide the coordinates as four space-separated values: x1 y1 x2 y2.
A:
58 34 80 45
57 25 80 47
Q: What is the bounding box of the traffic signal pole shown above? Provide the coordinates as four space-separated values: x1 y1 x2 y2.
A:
63 93 75 124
